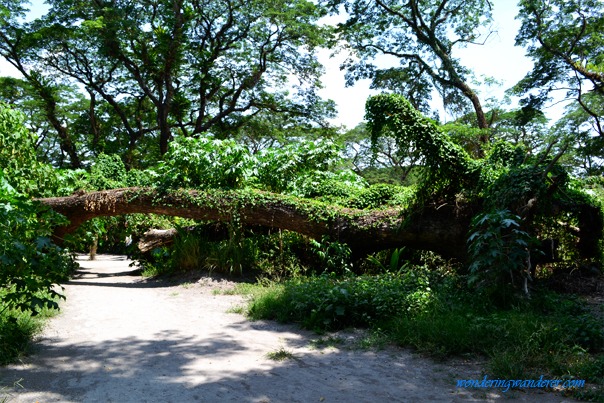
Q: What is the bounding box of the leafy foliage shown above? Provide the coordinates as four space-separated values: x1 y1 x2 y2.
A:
365 94 480 199
154 135 368 198
349 183 397 209
0 0 334 161
88 154 128 190
0 102 58 197
332 0 493 128
256 138 343 194
0 103 76 315
365 93 602 298
309 236 353 275
156 136 254 190
247 270 434 330
515 0 604 138
467 210 534 305
0 176 75 314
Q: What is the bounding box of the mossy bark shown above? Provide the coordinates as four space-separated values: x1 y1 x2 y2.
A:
39 187 473 258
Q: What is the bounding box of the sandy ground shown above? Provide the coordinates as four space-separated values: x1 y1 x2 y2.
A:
0 255 578 402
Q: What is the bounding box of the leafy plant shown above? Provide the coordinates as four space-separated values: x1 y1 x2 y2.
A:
0 106 77 315
256 138 344 194
0 102 58 197
309 236 352 275
156 136 254 190
467 209 535 304
350 183 397 209
291 169 367 200
88 153 128 190
247 270 435 330
0 177 76 314
366 248 410 274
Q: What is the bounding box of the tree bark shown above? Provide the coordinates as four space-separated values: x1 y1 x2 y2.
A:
38 188 474 259
138 228 178 253
38 188 601 262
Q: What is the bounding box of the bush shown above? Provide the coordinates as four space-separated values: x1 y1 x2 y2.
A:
348 183 397 209
256 138 341 193
0 102 58 197
0 175 76 314
88 153 128 190
156 136 254 190
467 209 536 305
247 269 434 330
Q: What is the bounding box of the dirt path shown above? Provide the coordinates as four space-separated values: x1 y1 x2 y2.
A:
0 255 576 402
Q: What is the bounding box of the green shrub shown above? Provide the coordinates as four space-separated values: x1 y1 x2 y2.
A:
88 153 128 190
256 138 341 193
309 236 353 275
248 270 434 331
292 169 367 200
467 209 536 305
0 311 40 364
156 136 254 190
0 177 76 314
349 183 397 209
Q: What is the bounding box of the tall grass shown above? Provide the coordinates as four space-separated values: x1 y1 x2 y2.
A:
0 290 61 364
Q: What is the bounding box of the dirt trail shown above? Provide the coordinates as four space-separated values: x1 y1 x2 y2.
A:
0 255 576 402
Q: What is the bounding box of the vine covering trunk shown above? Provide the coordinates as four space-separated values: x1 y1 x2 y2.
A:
39 187 473 259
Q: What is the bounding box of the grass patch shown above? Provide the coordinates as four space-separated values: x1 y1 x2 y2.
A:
266 347 296 361
215 282 268 296
226 305 245 314
355 328 389 350
310 335 345 349
240 271 604 400
246 271 435 330
0 378 23 402
0 293 61 365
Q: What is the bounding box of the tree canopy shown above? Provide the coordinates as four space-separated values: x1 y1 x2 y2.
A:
331 0 494 135
0 0 334 166
515 0 604 123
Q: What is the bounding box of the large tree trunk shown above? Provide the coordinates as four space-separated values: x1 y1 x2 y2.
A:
38 188 473 259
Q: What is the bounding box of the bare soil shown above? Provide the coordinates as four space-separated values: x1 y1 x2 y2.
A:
0 255 579 402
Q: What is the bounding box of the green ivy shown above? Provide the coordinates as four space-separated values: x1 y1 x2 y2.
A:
89 153 128 190
364 94 603 300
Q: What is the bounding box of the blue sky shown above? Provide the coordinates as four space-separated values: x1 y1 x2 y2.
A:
1 0 534 129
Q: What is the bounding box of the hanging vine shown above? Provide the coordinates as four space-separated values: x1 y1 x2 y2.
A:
365 93 603 298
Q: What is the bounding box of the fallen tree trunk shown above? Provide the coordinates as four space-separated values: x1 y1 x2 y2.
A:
38 187 474 259
137 224 273 253
138 228 179 253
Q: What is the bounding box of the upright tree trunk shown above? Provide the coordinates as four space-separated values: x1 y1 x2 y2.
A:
158 104 172 156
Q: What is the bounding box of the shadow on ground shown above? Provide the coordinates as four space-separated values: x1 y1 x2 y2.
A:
0 325 466 402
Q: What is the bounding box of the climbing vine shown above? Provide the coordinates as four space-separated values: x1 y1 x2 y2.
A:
365 93 603 298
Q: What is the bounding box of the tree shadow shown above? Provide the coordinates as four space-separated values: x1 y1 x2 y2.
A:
0 255 566 402
0 326 439 402
0 322 555 402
